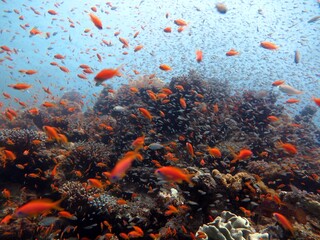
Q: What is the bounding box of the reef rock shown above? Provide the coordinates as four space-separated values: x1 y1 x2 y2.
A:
195 211 269 240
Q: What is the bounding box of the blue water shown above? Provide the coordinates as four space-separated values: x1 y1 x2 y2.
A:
0 0 319 120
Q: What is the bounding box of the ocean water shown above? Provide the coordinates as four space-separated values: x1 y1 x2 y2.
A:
0 1 320 239
0 0 319 116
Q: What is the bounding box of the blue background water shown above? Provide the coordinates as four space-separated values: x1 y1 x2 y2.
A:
0 0 319 121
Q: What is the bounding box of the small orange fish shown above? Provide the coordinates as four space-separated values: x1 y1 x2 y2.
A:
29 27 42 36
165 205 179 216
3 150 16 161
276 141 297 155
179 97 187 109
14 198 63 218
159 64 172 71
87 178 104 189
119 37 129 48
155 166 193 185
231 148 253 163
207 147 221 158
134 45 143 52
58 211 77 220
285 98 300 104
273 212 294 236
272 80 285 86
105 151 143 182
226 49 239 56
43 126 60 142
174 19 187 26
89 13 103 29
196 50 203 62
312 97 320 107
8 83 32 90
94 67 122 86
54 54 65 59
48 9 58 15
42 102 56 108
267 115 279 122
186 142 195 158
138 108 153 121
260 41 278 50
25 69 38 75
163 27 172 33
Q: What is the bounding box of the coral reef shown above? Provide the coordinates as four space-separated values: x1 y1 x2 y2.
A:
195 211 269 240
0 71 319 239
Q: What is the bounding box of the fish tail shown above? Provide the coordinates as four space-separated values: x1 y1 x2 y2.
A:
53 197 65 211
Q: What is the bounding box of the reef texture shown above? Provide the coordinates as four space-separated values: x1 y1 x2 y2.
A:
0 71 319 239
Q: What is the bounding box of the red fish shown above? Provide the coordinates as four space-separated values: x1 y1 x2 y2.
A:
260 41 278 50
94 67 122 86
8 83 32 90
14 198 63 218
89 13 102 29
159 64 172 71
196 50 203 62
174 19 187 26
226 49 239 56
231 148 253 163
155 166 193 185
105 151 143 182
312 97 320 107
273 212 294 236
138 108 153 121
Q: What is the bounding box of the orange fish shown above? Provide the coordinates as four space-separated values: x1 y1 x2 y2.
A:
29 27 42 36
14 198 63 218
42 102 56 108
276 141 297 155
186 142 195 158
138 108 153 121
231 148 253 163
226 49 239 56
159 64 172 71
25 69 37 75
105 151 143 182
174 19 187 26
285 98 300 104
163 27 172 33
155 166 193 185
179 97 187 109
3 150 16 161
48 9 58 15
165 205 179 216
134 45 143 52
89 13 103 29
272 80 285 86
58 211 77 220
94 67 122 86
87 178 104 189
196 50 203 62
312 97 320 107
260 41 278 50
54 54 65 59
273 212 294 236
207 147 221 158
8 83 32 90
119 37 129 48
43 126 60 142
267 116 279 122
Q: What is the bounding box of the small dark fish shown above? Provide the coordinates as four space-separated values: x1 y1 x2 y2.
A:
294 50 300 64
307 16 320 23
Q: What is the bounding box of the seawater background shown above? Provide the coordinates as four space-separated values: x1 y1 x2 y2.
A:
0 0 319 121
